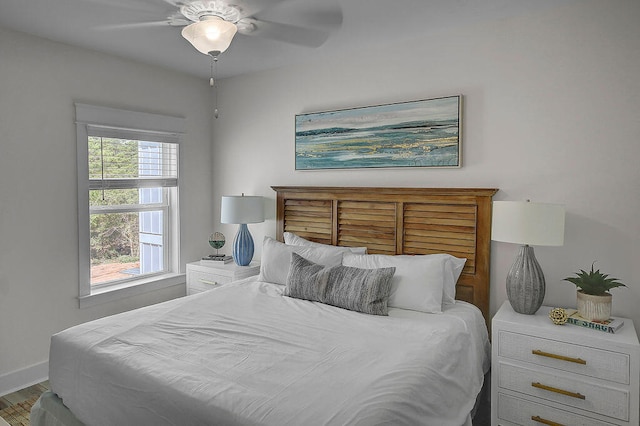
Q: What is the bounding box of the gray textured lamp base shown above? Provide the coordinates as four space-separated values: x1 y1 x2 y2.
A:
506 245 546 315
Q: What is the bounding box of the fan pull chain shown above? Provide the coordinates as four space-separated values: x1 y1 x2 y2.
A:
210 55 219 119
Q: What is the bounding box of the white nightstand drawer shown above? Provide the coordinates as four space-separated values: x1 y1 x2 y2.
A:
498 330 630 384
188 270 231 294
498 361 630 422
497 392 617 426
186 261 260 296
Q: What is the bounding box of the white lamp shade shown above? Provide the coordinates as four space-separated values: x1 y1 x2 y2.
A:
491 201 565 246
181 16 237 55
221 195 264 224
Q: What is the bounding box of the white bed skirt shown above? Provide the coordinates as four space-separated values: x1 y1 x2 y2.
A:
30 391 84 426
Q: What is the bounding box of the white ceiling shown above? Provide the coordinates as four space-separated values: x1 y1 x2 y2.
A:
0 0 569 81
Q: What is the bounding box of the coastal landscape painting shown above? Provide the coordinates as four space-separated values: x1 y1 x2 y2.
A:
295 96 461 170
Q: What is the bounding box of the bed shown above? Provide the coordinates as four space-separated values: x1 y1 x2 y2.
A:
32 186 498 426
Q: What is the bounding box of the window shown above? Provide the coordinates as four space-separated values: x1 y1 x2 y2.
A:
76 104 185 307
88 136 177 284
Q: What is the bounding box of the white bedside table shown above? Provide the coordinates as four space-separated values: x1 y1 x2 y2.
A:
186 260 260 295
491 301 639 426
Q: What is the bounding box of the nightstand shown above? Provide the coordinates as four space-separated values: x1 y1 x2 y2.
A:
186 261 260 295
491 301 639 426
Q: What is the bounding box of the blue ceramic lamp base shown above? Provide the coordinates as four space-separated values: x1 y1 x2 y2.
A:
233 223 254 266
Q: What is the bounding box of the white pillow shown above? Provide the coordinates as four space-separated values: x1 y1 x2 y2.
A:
283 232 367 254
417 253 466 305
259 237 344 285
342 253 447 313
441 255 466 305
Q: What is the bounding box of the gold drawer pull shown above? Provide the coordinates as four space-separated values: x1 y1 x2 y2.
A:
531 415 565 426
531 382 586 400
199 279 218 286
532 349 586 365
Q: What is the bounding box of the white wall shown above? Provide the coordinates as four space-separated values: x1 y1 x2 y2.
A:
212 0 640 331
0 27 214 387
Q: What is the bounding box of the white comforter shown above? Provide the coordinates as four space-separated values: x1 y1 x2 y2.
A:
49 278 489 426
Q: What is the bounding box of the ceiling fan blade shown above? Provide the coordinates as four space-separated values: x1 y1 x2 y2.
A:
79 0 160 12
160 0 185 6
95 11 190 31
299 4 343 30
232 0 288 20
96 19 187 31
255 2 342 31
239 19 330 48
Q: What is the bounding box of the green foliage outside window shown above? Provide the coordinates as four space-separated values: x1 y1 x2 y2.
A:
89 137 140 265
89 211 139 264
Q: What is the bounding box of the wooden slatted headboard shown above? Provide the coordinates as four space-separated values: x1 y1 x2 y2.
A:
272 186 498 326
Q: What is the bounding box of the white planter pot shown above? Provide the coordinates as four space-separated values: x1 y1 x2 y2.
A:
576 291 612 321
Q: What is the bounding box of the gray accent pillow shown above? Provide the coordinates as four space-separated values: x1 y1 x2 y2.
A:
285 252 396 316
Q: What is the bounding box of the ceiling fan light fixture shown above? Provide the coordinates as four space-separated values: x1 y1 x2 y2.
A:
181 16 237 55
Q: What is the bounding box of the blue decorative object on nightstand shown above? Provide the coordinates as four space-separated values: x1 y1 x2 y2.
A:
232 224 254 266
221 194 264 266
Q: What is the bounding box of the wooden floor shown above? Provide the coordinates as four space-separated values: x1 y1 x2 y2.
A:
0 381 49 411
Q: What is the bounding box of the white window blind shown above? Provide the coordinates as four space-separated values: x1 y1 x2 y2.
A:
87 125 178 191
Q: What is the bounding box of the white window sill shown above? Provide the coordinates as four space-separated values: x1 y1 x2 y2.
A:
79 273 185 309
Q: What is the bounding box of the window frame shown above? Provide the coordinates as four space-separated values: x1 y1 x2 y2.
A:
76 103 185 308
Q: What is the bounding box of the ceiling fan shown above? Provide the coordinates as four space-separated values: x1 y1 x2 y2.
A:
94 0 340 117
99 0 343 58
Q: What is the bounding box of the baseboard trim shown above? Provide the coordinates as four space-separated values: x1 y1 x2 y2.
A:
0 361 48 396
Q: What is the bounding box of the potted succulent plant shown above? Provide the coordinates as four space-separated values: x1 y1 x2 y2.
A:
563 262 626 321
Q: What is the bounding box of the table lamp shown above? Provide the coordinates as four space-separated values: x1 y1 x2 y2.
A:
221 194 264 266
491 200 565 314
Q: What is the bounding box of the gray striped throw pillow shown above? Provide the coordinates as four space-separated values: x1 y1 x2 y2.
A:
285 252 396 315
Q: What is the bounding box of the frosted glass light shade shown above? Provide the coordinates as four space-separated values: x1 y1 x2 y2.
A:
491 201 565 246
181 16 237 55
